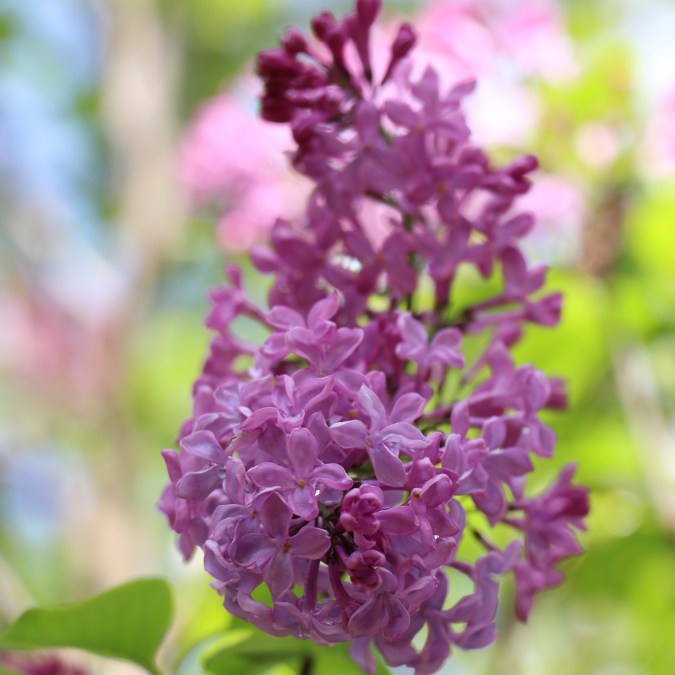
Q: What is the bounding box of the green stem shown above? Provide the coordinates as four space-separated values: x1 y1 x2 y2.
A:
300 655 314 675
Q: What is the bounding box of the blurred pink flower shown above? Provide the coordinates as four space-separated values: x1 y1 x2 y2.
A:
493 0 578 80
0 289 122 411
180 79 309 252
640 87 675 177
517 173 588 263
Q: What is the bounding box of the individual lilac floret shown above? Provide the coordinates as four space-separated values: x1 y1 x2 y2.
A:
159 1 589 673
330 386 428 486
248 428 352 519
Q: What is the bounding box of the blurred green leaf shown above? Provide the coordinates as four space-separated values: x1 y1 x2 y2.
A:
624 183 675 278
0 15 13 42
0 578 173 675
127 310 209 440
514 271 609 401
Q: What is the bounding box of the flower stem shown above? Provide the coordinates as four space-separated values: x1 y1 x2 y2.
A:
300 655 314 675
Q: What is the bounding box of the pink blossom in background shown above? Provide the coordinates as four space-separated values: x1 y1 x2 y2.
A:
180 78 309 252
640 87 675 177
517 173 588 261
491 0 578 80
0 289 123 411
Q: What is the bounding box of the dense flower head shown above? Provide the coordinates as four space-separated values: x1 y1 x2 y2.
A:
159 2 589 673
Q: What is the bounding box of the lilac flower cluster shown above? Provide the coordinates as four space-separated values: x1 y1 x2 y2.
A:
159 2 589 672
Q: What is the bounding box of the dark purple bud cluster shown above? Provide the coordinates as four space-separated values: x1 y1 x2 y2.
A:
159 2 588 673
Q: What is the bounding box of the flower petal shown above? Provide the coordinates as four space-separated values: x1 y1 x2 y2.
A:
390 392 427 424
307 292 339 331
289 526 331 559
179 430 226 464
258 491 291 538
420 474 453 508
231 533 277 567
248 463 297 490
376 506 417 535
383 596 410 641
288 485 318 520
330 420 369 448
348 595 388 638
264 550 294 597
311 463 353 490
287 427 318 478
175 465 222 500
358 385 387 429
369 444 406 487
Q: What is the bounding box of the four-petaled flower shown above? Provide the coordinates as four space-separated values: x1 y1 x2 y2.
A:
248 427 353 519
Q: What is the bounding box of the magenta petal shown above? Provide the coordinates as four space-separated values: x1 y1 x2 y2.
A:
356 101 380 143
381 422 427 447
397 313 427 348
330 420 369 448
240 406 278 432
358 385 387 429
349 638 378 675
395 341 424 363
430 328 464 368
383 597 410 641
369 444 406 487
348 595 388 637
175 465 222 500
383 100 418 128
258 492 291 538
377 506 417 534
264 550 294 597
161 449 181 483
483 417 506 450
451 400 470 437
421 474 453 508
286 327 322 365
311 463 352 489
323 327 364 372
248 463 297 489
225 456 246 503
267 305 305 330
287 427 318 478
308 292 339 329
231 533 277 567
180 430 226 464
390 392 427 423
289 526 331 559
288 484 318 520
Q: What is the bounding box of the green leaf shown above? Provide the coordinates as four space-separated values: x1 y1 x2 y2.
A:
0 578 173 675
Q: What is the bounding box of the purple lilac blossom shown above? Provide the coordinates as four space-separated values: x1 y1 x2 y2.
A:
159 2 589 673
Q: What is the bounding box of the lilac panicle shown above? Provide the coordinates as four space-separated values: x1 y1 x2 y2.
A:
159 2 589 673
